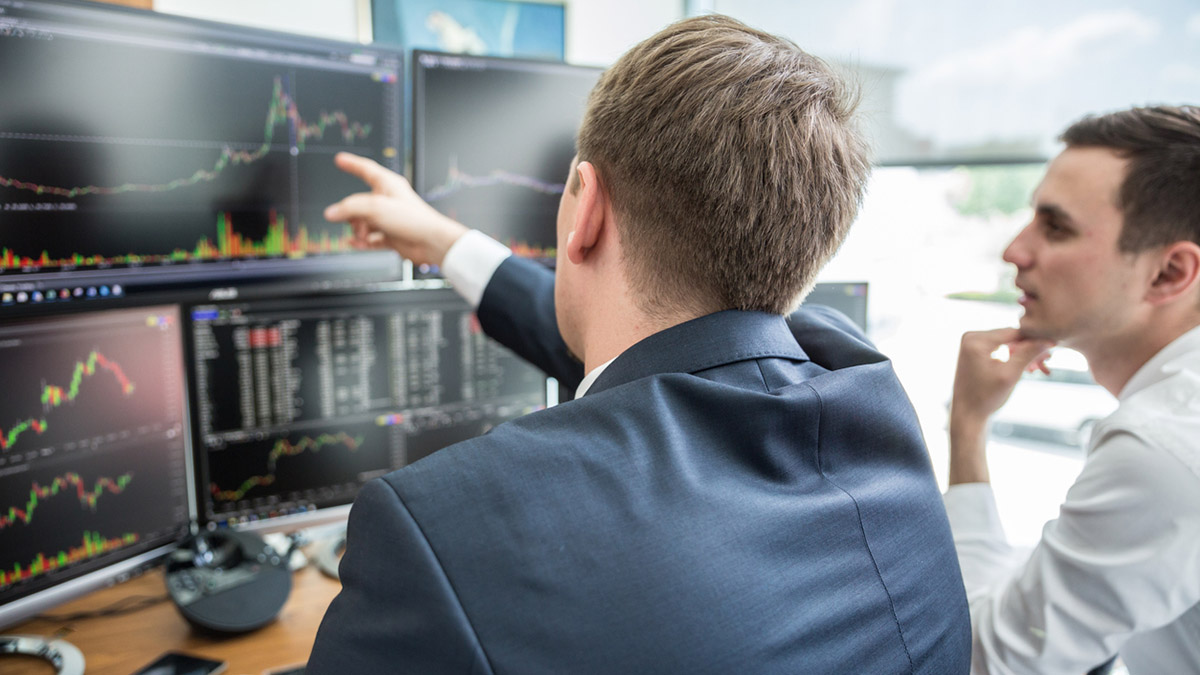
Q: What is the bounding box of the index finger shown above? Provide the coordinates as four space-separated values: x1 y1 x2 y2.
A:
961 327 1022 353
334 152 406 193
1008 338 1054 369
324 192 390 224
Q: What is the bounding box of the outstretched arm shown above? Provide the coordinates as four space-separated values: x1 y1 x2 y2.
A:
326 153 581 387
324 152 468 267
948 328 1053 485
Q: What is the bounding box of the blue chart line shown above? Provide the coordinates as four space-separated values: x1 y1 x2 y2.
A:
423 156 566 202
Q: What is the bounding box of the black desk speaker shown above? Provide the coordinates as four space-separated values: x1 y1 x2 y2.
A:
165 529 292 633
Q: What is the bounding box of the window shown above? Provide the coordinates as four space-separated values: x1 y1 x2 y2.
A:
820 164 1091 547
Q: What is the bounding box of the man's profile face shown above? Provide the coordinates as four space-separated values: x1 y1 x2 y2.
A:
1003 146 1156 349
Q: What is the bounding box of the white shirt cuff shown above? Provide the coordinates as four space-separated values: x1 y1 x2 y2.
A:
441 229 512 308
943 482 1006 541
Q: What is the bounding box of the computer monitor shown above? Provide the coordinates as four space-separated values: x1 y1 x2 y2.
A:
411 51 601 273
187 285 548 533
0 0 404 311
0 304 192 630
803 282 869 333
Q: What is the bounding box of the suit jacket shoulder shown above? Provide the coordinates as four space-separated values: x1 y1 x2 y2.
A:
312 299 970 673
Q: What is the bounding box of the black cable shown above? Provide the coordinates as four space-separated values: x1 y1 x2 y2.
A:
33 593 169 623
282 530 313 571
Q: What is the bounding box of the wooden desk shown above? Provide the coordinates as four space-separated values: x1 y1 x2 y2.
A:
2 563 340 675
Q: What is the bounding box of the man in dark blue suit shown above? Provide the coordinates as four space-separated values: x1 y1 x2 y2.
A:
308 15 969 673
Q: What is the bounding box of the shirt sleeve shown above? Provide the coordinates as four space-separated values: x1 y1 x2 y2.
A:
945 432 1200 674
441 229 512 308
943 482 1025 593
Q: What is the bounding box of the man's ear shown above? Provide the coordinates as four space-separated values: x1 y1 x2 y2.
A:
565 161 607 265
1146 241 1200 305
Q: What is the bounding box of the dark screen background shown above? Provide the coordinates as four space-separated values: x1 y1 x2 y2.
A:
412 52 600 270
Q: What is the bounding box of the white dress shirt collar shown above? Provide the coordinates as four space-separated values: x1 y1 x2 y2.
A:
574 357 616 398
1119 323 1200 401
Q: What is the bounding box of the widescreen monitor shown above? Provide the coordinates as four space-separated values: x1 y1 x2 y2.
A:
0 0 404 312
187 285 548 533
0 304 192 630
411 51 601 273
804 282 869 333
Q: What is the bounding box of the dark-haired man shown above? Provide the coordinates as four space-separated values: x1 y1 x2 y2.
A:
308 15 970 673
946 105 1200 674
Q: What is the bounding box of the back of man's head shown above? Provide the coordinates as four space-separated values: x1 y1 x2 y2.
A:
576 15 870 320
1061 105 1200 253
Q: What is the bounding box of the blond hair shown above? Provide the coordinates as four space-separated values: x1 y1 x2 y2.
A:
576 14 871 317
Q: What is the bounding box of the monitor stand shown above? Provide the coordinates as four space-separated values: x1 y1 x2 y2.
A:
312 525 347 580
261 532 310 572
0 635 85 675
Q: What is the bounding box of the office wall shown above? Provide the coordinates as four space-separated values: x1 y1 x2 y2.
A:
97 0 153 8
149 0 683 65
566 0 682 65
153 0 361 42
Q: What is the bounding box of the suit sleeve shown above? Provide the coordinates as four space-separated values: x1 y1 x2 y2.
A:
307 479 494 675
476 255 584 390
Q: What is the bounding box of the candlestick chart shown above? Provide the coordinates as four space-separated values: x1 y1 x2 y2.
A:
1 342 152 453
0 305 185 462
202 424 399 526
207 431 376 504
0 306 191 596
0 455 179 592
1 472 133 531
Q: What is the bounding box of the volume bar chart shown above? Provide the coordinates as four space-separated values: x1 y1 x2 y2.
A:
2 532 139 588
1 212 356 271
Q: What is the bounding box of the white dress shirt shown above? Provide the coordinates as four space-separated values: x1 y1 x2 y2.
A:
944 325 1200 674
441 230 612 397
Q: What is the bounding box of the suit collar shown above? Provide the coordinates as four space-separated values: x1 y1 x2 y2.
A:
587 310 808 396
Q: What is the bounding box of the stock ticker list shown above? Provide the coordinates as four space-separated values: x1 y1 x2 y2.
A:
190 291 547 519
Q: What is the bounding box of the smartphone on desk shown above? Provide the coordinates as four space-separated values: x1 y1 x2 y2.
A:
132 651 227 675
